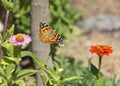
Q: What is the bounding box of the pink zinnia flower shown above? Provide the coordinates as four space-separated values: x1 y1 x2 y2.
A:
9 33 32 46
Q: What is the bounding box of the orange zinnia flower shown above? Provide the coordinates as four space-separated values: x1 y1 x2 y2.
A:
89 44 113 57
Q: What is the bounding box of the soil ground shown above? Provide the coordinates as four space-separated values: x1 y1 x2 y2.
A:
57 31 120 79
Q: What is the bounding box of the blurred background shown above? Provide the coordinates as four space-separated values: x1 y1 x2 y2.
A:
50 0 120 85
56 0 120 78
1 0 120 85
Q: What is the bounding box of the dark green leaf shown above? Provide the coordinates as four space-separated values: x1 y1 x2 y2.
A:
90 63 98 77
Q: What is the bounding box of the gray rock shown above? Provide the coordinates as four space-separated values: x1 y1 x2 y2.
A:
77 14 120 33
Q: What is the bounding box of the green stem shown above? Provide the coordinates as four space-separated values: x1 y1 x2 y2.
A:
98 56 102 73
44 56 51 66
96 56 104 86
37 56 51 70
98 56 102 77
42 67 58 81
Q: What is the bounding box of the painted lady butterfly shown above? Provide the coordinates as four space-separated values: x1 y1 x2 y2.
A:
39 22 64 47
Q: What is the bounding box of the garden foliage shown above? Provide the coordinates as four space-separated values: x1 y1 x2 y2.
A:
0 0 120 86
0 0 82 86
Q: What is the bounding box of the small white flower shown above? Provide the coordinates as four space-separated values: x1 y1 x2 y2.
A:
0 21 4 32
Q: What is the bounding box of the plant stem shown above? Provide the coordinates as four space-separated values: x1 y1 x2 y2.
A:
2 10 9 42
37 56 51 70
98 56 102 79
96 56 104 86
98 56 102 73
44 56 51 66
0 10 9 60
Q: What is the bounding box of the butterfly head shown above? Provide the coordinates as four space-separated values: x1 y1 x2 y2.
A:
39 22 49 28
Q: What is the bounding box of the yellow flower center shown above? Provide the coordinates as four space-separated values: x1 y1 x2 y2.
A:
96 44 100 49
16 34 24 42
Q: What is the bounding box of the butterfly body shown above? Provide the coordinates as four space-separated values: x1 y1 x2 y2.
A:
39 22 63 46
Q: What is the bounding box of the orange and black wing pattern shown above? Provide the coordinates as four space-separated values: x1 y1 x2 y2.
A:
39 22 63 46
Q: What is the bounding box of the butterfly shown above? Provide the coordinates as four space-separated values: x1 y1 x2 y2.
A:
39 22 64 47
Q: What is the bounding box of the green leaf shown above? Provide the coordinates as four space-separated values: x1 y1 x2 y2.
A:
40 72 47 86
1 0 14 11
49 0 83 40
90 63 98 77
1 43 21 64
29 83 36 86
21 51 44 68
0 67 6 79
96 76 104 86
2 56 21 64
14 69 37 79
0 33 2 43
12 80 25 86
0 77 7 86
0 77 2 83
0 56 13 67
54 61 60 72
5 24 14 40
43 66 58 82
5 64 15 80
1 43 14 57
60 76 83 85
53 61 63 77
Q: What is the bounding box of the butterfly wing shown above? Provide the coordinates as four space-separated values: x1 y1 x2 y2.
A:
39 22 52 43
39 22 63 46
47 32 62 43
